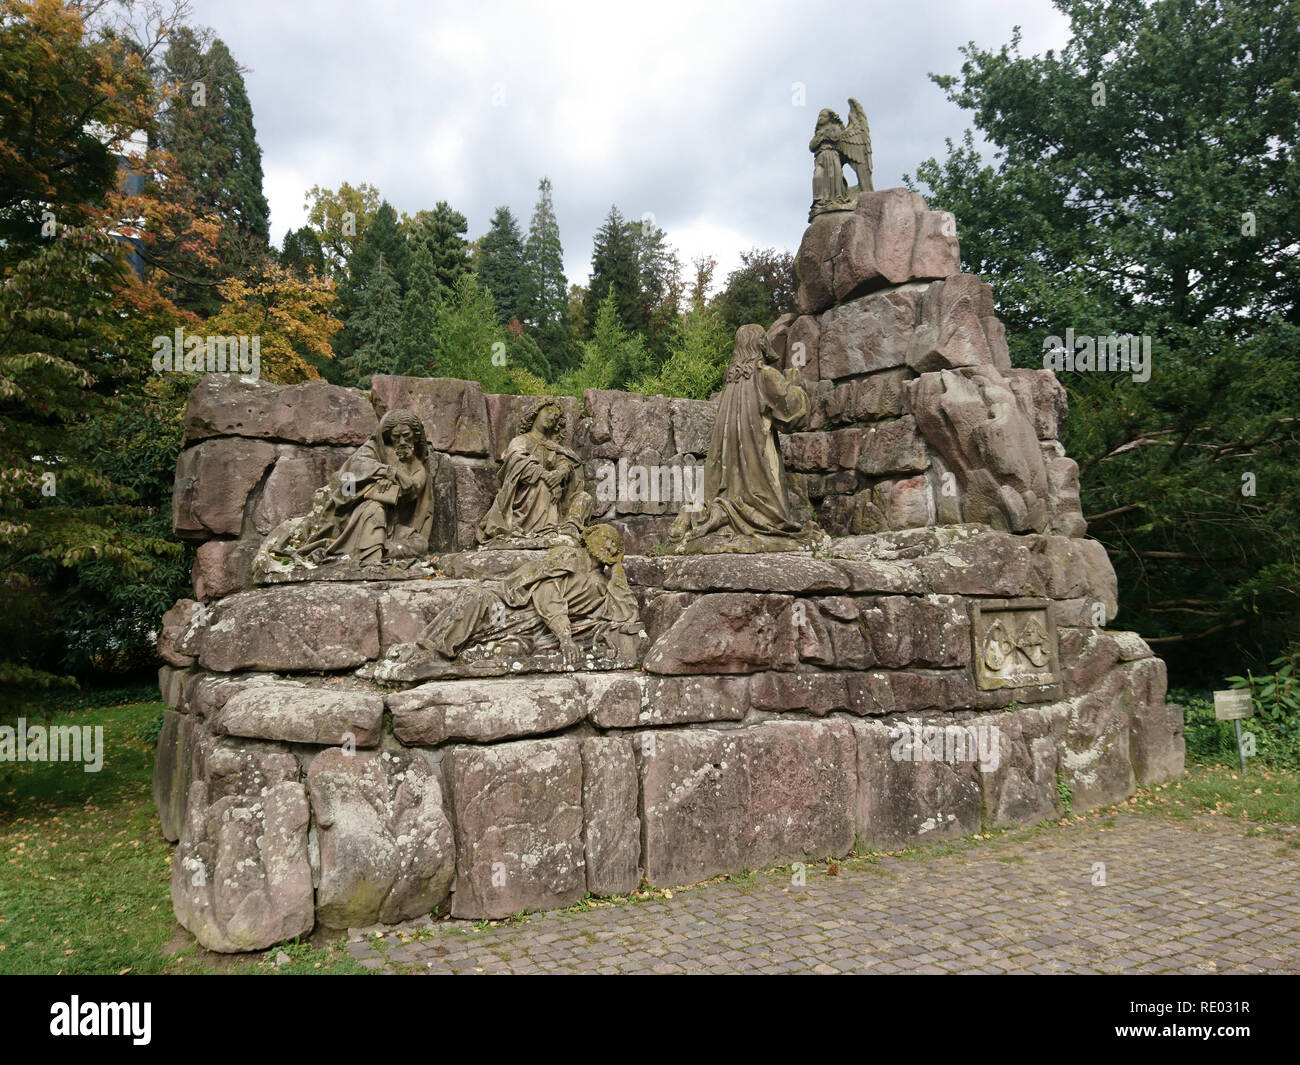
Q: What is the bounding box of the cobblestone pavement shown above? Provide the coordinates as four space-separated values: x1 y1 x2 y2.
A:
346 813 1300 974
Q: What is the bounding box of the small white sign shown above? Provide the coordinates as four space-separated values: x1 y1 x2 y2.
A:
1214 689 1254 720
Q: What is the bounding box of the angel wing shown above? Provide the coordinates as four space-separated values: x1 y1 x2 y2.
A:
838 98 873 192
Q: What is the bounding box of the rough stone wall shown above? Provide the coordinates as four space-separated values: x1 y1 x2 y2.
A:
174 375 717 600
154 524 1183 950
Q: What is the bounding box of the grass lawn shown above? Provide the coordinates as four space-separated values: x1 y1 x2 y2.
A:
1 698 1296 974
0 699 366 974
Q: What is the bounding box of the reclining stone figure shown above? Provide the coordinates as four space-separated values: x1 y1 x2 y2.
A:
378 523 644 680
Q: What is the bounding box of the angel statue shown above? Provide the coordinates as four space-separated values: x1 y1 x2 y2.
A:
809 98 873 220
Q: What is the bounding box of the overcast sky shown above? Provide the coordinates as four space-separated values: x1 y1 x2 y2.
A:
187 0 1070 291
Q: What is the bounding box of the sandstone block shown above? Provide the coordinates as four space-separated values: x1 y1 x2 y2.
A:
638 721 857 885
309 748 455 928
445 738 586 918
171 780 314 953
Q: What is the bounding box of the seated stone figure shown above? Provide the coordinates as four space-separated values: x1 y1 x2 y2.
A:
379 523 644 679
476 399 593 548
669 324 827 553
255 410 434 577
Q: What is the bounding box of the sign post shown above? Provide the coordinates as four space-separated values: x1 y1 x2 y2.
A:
1213 689 1254 773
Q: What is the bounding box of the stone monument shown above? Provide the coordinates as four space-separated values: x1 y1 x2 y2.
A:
152 113 1183 952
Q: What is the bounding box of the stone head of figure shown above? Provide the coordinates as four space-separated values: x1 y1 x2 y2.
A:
521 399 564 438
815 108 842 135
581 523 624 566
380 410 427 462
738 323 778 369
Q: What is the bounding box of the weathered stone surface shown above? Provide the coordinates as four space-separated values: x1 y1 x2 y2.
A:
981 704 1069 828
210 684 383 747
159 665 188 709
766 313 796 366
855 416 929 476
250 444 351 535
389 675 589 745
197 583 381 672
371 375 491 456
1124 657 1182 785
181 670 280 719
158 598 203 667
918 531 1043 597
1062 671 1135 812
154 709 197 842
820 489 888 536
580 737 641 896
192 733 299 802
668 397 716 457
787 315 821 380
374 580 468 652
445 738 586 918
846 670 978 714
192 539 257 600
792 212 845 316
644 593 797 674
173 438 277 539
794 190 958 315
626 553 852 595
783 429 862 473
450 461 497 549
907 367 1050 533
1059 627 1121 695
1006 368 1068 440
183 376 376 446
1112 630 1153 661
873 474 935 529
309 748 455 928
854 717 983 849
608 514 678 556
172 780 314 952
906 274 1009 373
584 389 673 458
858 594 970 668
641 675 749 725
750 671 851 716
1041 442 1087 538
639 721 857 885
1032 536 1118 621
817 284 927 380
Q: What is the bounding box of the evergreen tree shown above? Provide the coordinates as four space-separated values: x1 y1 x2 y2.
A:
428 275 513 393
584 205 639 333
558 292 647 396
478 205 526 324
636 303 732 401
406 202 471 292
395 243 442 377
154 28 271 312
345 254 402 383
280 226 325 278
346 202 410 298
521 177 576 373
335 201 408 363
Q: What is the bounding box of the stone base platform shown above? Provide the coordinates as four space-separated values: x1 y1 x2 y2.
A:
154 526 1183 952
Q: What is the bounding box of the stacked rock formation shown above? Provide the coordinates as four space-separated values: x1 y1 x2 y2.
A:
773 187 1082 539
154 190 1182 953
